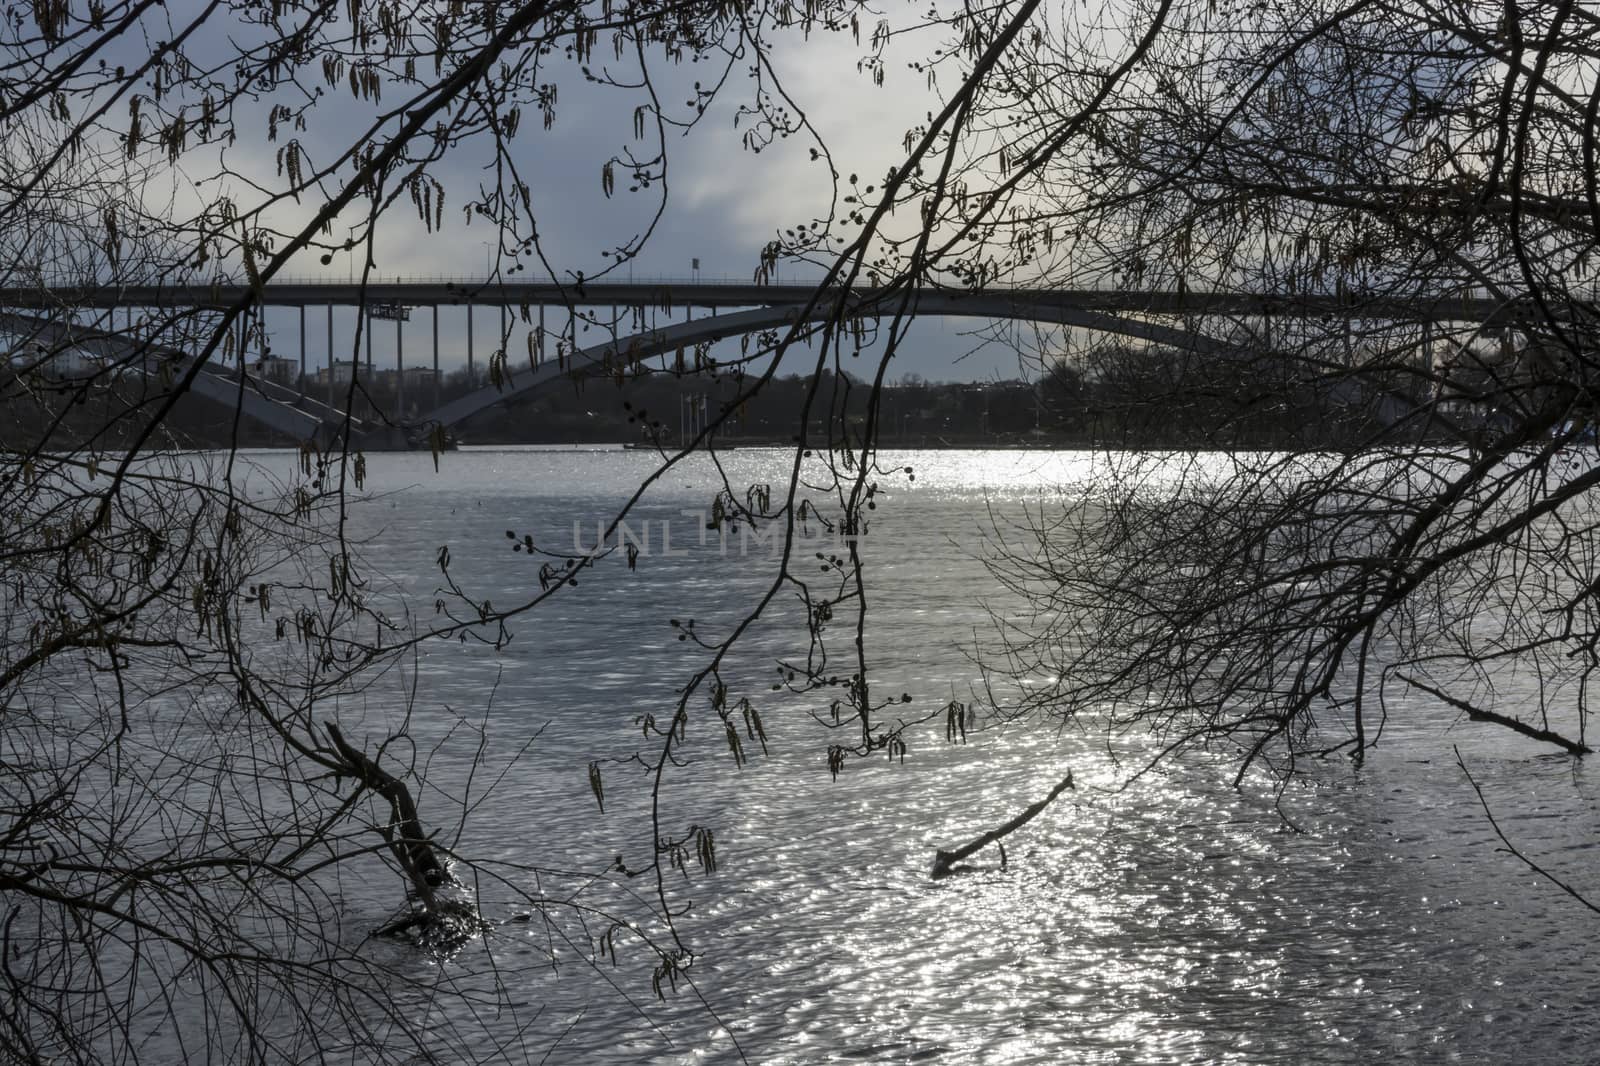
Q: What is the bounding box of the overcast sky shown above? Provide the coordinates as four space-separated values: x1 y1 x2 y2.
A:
199 4 1043 385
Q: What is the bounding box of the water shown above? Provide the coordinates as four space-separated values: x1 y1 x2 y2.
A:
198 448 1600 1060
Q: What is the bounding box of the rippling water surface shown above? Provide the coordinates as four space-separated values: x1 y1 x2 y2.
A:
242 446 1600 1063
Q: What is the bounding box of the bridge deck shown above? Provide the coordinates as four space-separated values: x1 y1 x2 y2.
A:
0 281 1558 323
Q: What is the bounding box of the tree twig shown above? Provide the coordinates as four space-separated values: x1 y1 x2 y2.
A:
1455 746 1600 916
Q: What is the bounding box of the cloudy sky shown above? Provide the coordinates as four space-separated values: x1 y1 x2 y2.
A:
197 3 1041 386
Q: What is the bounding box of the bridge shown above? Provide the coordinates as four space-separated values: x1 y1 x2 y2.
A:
0 279 1551 448
0 309 373 443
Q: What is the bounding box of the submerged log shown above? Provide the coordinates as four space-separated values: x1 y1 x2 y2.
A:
931 770 1074 880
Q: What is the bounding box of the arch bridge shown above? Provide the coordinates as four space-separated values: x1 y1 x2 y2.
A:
0 280 1540 448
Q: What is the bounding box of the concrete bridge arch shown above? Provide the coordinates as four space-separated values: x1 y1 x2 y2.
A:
394 293 1253 445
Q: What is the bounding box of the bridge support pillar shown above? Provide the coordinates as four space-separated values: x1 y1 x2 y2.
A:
327 304 335 408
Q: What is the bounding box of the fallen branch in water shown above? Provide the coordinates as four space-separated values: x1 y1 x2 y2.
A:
931 770 1074 879
325 721 449 921
1399 674 1592 755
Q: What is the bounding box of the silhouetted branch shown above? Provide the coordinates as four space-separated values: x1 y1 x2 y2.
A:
1456 748 1600 916
931 770 1074 879
1401 674 1591 755
324 720 448 914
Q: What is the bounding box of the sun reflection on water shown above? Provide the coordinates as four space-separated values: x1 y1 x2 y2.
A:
209 447 1600 1064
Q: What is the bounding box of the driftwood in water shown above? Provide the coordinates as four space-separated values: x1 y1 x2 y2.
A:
325 721 449 921
931 770 1074 879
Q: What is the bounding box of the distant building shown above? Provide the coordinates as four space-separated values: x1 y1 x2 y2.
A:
309 362 438 397
316 362 358 387
396 366 438 391
255 355 299 384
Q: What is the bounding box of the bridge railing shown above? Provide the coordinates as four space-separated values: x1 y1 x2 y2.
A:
240 273 791 288
179 272 1140 293
2 275 1576 310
